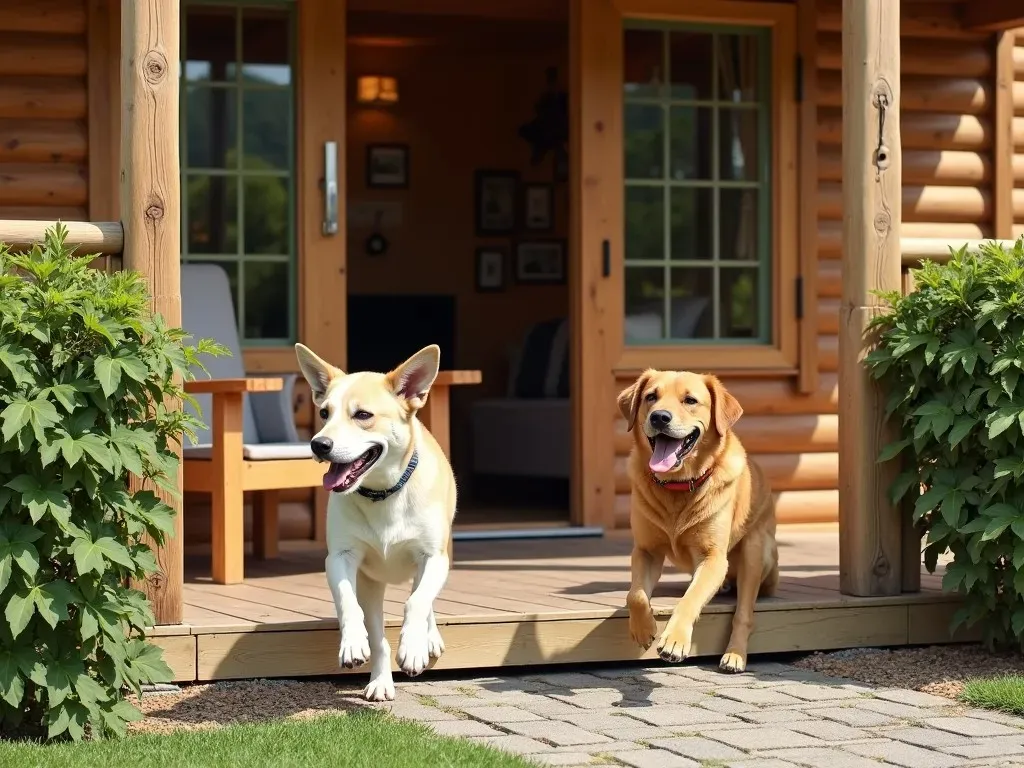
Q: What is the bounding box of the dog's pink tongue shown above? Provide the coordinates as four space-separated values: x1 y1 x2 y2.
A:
649 436 684 473
323 463 350 491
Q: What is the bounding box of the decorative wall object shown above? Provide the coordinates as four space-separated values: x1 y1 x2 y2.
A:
475 170 519 235
518 66 569 173
515 240 566 284
475 246 507 292
523 183 554 231
367 144 409 188
357 76 399 106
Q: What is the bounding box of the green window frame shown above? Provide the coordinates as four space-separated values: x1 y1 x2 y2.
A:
623 20 772 346
180 0 298 347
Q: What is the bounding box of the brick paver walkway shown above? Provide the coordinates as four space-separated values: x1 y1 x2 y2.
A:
379 661 1024 768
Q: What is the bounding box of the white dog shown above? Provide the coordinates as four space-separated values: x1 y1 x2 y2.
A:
295 343 456 702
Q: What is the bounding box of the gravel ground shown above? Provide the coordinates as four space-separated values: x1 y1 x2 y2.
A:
129 679 371 735
792 643 1024 699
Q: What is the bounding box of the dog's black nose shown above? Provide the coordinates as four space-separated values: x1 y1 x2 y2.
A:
649 410 672 427
311 436 334 458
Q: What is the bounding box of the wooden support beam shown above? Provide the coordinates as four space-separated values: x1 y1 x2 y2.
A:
796 0 819 395
994 32 1015 240
839 0 903 597
120 0 183 625
964 2 1024 33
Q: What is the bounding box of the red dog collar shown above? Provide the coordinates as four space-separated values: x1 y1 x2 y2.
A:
650 465 714 492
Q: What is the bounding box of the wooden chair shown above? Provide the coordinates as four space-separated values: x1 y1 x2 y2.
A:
179 263 480 584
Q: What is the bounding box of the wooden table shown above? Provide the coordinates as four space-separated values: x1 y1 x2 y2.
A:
419 370 482 564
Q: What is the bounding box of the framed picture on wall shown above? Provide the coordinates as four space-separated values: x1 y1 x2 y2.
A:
366 144 409 188
475 170 519 235
515 240 565 284
523 183 554 231
475 246 507 292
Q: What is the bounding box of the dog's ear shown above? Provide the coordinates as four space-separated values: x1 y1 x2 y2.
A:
388 344 441 411
295 343 344 405
706 374 743 437
617 371 653 432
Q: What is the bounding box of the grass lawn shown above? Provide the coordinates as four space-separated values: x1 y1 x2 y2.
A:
960 675 1024 716
0 709 537 768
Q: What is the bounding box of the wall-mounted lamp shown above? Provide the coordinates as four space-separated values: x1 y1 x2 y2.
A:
356 76 399 106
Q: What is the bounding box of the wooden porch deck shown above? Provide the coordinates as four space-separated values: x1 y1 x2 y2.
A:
150 525 975 683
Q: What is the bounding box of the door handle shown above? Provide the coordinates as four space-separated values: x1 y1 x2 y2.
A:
601 239 611 277
322 141 338 236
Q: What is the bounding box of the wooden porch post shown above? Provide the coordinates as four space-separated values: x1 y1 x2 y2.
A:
838 0 903 597
121 0 183 624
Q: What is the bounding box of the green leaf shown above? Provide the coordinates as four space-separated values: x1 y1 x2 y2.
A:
44 654 83 709
93 355 122 398
22 488 71 527
947 417 976 448
77 433 116 473
129 641 173 685
79 605 99 640
33 580 76 629
941 489 966 529
41 383 80 413
878 439 910 463
74 672 108 710
102 699 143 737
0 396 60 445
0 343 32 386
117 354 149 384
46 703 71 740
71 536 135 575
982 518 1013 541
1013 519 1024 541
0 554 10 595
5 590 35 639
0 648 27 707
989 408 1020 439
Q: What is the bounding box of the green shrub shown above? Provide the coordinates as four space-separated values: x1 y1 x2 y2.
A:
0 224 225 741
865 238 1024 649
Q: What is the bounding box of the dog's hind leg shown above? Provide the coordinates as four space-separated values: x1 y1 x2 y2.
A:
719 536 765 673
357 572 394 702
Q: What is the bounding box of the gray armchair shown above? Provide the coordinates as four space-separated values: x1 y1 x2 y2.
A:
179 263 322 585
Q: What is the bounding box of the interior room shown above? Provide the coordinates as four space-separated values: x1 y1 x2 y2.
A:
345 7 573 530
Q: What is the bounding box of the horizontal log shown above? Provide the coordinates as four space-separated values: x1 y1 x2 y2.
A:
1014 81 1024 115
901 238 1018 266
0 118 86 163
0 163 87 207
818 334 837 372
817 0 989 41
614 413 839 456
613 489 839 528
0 0 87 35
614 451 837 495
818 220 988 258
818 108 989 151
0 219 123 254
817 71 988 115
0 33 87 78
819 182 990 224
818 298 839 335
0 205 86 220
1016 117 1024 149
1015 45 1024 78
819 147 988 186
817 32 992 78
0 77 86 120
818 259 840 299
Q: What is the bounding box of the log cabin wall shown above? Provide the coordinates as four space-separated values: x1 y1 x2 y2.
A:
611 0 998 529
0 0 89 222
1015 30 1024 236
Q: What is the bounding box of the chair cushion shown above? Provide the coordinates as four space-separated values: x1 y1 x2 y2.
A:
184 442 314 461
511 318 569 399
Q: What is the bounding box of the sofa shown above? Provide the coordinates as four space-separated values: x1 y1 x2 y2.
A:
470 318 571 479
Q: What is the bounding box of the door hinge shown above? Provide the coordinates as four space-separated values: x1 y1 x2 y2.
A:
795 275 804 320
795 55 804 103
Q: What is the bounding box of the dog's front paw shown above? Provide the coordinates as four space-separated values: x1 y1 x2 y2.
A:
656 622 692 663
719 650 747 673
364 673 396 702
338 624 371 669
397 624 431 677
427 625 445 660
629 604 658 650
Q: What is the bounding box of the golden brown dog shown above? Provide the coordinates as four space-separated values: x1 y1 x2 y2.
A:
617 369 778 673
